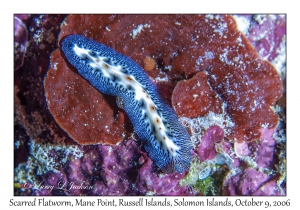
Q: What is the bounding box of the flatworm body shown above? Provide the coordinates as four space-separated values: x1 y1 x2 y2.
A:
61 34 192 173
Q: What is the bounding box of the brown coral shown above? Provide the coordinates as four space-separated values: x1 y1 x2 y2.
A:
172 71 222 118
206 57 282 141
44 49 126 145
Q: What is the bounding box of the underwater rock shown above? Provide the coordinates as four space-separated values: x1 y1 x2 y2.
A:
223 168 283 195
234 128 276 168
244 15 286 66
197 125 224 162
14 16 28 70
134 155 190 195
14 14 69 145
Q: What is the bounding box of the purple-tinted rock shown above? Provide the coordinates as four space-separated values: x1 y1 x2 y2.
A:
14 16 28 70
197 125 223 162
234 141 251 157
246 15 286 62
134 157 190 195
252 179 282 195
68 158 88 195
240 168 269 195
95 140 140 195
46 172 60 187
223 168 267 195
255 128 276 168
35 189 52 196
92 181 109 195
223 168 284 196
15 14 29 21
233 128 276 168
81 148 100 175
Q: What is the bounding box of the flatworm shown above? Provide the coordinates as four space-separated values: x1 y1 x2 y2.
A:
61 34 192 173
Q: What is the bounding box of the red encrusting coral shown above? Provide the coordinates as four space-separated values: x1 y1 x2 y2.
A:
205 52 282 142
44 49 127 145
169 15 283 142
172 72 222 118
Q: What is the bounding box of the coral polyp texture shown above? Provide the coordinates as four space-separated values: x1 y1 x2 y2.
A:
14 14 286 195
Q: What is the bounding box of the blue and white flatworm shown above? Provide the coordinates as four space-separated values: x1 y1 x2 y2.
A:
61 34 192 173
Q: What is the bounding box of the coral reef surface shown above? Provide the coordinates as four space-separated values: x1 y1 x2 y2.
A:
14 14 286 196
